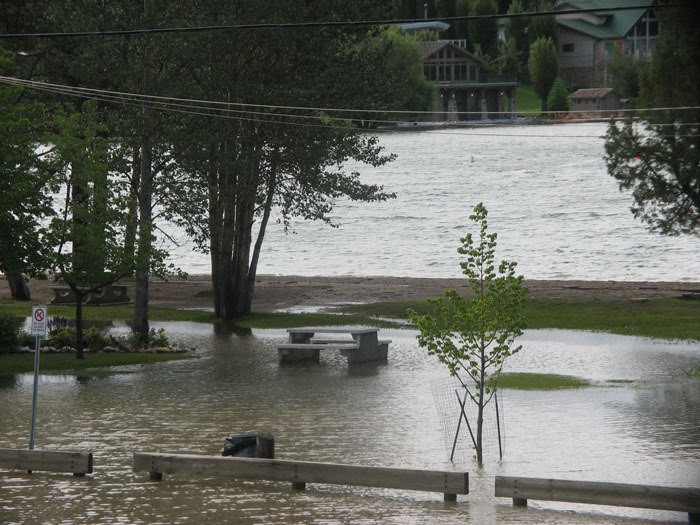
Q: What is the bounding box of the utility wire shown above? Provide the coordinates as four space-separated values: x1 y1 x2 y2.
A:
2 76 699 140
3 76 699 120
0 3 693 39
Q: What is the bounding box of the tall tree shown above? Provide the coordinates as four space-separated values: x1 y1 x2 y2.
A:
0 44 55 299
529 0 558 47
528 36 558 110
166 0 399 319
467 0 499 58
46 102 132 358
409 203 526 465
506 0 530 81
604 5 700 237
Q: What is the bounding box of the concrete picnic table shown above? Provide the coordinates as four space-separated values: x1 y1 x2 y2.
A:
277 327 390 365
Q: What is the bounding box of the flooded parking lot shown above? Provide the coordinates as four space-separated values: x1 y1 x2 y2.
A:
1 325 698 524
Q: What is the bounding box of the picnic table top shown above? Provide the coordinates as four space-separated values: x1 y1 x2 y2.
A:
286 327 378 335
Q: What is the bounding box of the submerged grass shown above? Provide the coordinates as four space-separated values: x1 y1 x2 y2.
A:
0 352 193 376
337 297 700 341
1 294 696 339
495 372 591 390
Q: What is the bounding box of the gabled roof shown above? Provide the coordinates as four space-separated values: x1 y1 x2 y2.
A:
554 0 654 40
420 41 484 64
571 87 618 99
400 21 450 33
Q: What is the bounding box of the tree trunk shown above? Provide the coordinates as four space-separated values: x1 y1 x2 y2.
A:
476 343 486 465
6 273 31 300
133 137 152 341
123 144 141 268
71 284 85 359
133 38 154 342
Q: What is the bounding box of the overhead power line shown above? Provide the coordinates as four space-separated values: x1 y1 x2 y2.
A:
2 76 699 140
2 76 699 120
0 3 693 39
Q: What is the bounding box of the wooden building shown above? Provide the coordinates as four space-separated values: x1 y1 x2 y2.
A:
420 41 518 121
555 0 658 88
570 87 621 114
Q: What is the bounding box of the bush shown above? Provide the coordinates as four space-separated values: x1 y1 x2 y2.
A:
83 326 106 352
124 328 171 350
0 315 21 353
46 326 76 349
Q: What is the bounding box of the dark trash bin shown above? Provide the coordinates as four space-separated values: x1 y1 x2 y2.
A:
222 432 274 458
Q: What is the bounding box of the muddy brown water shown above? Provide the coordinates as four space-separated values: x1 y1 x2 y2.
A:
1 324 699 524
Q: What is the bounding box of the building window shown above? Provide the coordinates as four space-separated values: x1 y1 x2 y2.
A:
562 43 574 52
468 65 476 81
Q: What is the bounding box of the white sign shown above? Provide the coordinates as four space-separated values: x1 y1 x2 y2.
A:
31 306 47 336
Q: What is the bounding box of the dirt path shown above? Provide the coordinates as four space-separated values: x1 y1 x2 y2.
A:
7 275 699 312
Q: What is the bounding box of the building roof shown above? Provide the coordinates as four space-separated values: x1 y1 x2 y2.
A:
420 41 484 64
570 87 618 99
400 21 451 33
554 0 654 40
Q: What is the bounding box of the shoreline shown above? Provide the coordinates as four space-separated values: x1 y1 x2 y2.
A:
6 275 699 312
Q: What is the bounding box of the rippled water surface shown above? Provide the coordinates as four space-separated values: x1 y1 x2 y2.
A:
164 123 697 281
1 325 699 524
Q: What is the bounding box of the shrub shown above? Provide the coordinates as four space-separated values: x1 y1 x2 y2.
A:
0 315 21 353
47 326 76 349
83 326 106 352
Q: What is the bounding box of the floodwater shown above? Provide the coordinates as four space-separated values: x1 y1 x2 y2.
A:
164 122 697 281
1 324 699 524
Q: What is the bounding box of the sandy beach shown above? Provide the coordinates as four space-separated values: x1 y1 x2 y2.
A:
7 275 699 311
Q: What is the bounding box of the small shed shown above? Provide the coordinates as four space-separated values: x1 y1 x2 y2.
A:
570 87 621 113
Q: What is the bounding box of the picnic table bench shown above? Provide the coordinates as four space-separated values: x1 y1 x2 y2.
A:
51 284 132 306
277 327 390 365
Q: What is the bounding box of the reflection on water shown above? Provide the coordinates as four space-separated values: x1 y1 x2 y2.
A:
1 325 698 524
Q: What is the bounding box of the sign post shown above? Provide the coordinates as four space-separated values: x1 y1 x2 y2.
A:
29 305 47 450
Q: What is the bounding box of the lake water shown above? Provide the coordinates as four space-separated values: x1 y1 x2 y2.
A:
1 325 699 524
164 122 697 281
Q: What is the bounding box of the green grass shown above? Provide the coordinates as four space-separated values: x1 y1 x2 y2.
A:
0 301 399 330
0 352 194 376
3 294 697 340
337 297 700 341
495 372 591 390
0 300 218 323
516 85 542 116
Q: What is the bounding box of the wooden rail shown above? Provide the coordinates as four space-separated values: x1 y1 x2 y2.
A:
495 476 700 523
0 447 93 476
134 452 468 501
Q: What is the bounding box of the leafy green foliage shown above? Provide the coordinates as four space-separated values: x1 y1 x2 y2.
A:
408 203 525 464
546 77 570 113
0 44 56 286
528 36 558 111
607 45 641 101
467 0 499 58
604 6 700 237
0 315 21 353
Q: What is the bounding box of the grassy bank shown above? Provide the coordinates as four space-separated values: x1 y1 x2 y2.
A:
2 295 697 341
337 297 700 341
516 85 542 116
0 352 194 376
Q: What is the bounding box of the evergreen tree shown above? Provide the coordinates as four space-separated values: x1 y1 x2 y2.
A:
546 77 570 112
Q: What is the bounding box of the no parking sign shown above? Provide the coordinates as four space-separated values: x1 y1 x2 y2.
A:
31 306 47 336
